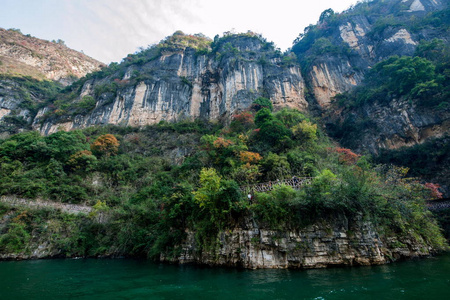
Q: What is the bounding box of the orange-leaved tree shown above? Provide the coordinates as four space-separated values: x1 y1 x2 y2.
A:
90 134 119 157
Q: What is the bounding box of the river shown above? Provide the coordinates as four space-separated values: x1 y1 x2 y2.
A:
0 253 449 299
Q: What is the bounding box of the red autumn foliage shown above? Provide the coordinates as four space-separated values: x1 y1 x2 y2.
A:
230 111 254 132
233 112 254 124
114 78 130 86
425 182 443 199
335 147 360 165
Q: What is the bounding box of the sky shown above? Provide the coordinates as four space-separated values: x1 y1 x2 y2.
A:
0 0 359 64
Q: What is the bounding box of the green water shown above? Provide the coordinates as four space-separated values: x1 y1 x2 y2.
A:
0 254 449 300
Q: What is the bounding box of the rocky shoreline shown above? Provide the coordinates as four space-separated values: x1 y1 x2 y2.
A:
162 217 436 269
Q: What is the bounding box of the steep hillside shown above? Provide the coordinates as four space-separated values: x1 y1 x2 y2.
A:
291 0 449 188
0 28 104 84
0 110 446 264
292 0 448 107
0 1 448 266
34 31 306 134
0 28 105 135
0 0 448 186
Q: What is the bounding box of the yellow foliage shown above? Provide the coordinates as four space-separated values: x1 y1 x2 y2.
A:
239 151 262 164
292 120 318 142
90 134 119 157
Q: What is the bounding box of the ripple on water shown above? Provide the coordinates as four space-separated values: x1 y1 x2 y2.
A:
0 254 448 300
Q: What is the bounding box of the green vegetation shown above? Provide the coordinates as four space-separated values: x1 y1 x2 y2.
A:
292 0 450 73
0 75 62 110
327 38 449 150
158 30 212 53
0 75 63 133
375 136 450 180
1 2 448 258
0 99 446 258
334 46 449 109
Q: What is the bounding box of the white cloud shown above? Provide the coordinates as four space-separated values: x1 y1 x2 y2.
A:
1 0 358 63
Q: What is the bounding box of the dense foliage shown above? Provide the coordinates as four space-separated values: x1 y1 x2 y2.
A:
1 1 449 258
333 39 449 109
0 102 446 258
375 136 450 183
0 75 62 133
292 0 450 69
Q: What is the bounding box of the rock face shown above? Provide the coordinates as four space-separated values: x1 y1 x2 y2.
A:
163 217 432 269
0 28 104 134
0 28 104 84
2 1 449 167
325 98 450 154
293 0 446 108
307 55 365 107
36 35 307 134
0 77 41 135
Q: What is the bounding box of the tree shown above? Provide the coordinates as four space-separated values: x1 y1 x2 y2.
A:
319 8 334 23
193 168 241 226
260 153 291 181
274 108 306 128
230 112 254 132
371 56 435 96
258 119 292 152
251 97 273 112
292 120 318 144
77 96 96 113
254 108 273 127
66 150 97 172
90 134 119 157
39 130 90 163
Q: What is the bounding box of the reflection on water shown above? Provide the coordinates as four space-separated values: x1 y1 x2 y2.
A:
0 254 448 299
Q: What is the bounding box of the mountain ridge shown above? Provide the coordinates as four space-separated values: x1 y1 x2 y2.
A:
0 0 448 185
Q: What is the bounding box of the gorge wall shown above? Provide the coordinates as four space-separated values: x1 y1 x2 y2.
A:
35 34 307 135
0 0 448 160
163 217 433 269
0 205 435 268
0 28 104 135
293 0 446 108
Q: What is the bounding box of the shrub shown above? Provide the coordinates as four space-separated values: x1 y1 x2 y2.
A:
292 120 318 144
90 134 119 157
76 95 96 113
254 108 273 127
66 150 98 172
230 112 254 132
251 97 273 112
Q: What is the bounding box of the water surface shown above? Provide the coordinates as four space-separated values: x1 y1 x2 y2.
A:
0 254 449 299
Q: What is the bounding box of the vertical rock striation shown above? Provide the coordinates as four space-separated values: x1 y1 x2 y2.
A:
36 34 307 134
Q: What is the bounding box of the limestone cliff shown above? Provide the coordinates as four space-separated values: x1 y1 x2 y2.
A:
163 217 434 269
325 98 450 154
290 0 449 191
0 28 104 134
0 206 436 268
35 33 306 134
292 0 447 108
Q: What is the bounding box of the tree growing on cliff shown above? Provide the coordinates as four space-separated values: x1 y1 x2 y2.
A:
90 134 119 157
251 97 273 112
193 168 241 226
